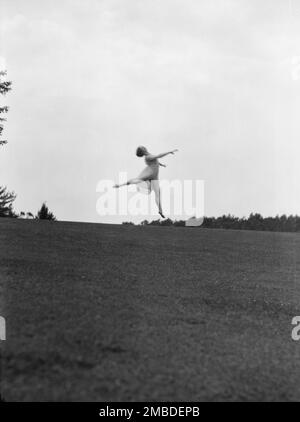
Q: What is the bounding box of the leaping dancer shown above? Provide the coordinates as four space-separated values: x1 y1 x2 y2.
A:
114 146 178 218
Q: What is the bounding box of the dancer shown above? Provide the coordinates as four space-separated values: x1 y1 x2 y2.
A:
114 146 178 218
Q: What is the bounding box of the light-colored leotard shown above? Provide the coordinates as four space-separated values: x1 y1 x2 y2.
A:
138 155 159 181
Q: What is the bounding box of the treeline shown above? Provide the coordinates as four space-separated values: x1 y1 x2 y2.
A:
1 72 56 222
0 187 56 221
123 213 300 232
202 214 300 232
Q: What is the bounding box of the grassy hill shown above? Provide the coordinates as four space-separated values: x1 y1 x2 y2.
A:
0 219 299 401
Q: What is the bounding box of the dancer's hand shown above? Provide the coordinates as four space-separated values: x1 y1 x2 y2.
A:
170 149 178 155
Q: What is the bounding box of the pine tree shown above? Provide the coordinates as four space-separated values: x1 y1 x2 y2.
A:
0 186 17 217
36 203 56 221
0 70 12 147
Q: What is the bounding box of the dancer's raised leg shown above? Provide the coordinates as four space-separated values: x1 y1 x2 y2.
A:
114 178 144 188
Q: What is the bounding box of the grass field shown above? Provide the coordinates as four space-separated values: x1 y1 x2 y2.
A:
0 218 299 402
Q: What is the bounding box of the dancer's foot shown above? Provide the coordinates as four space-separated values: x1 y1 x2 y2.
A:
159 211 165 219
113 184 119 188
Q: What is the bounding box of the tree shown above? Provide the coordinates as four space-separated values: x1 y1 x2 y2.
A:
160 218 174 226
174 220 185 227
149 219 161 226
0 71 12 147
36 203 56 221
0 186 17 217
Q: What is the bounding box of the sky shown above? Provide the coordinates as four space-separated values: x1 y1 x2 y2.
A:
0 0 299 223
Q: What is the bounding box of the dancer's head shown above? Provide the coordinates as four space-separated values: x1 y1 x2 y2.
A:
136 146 148 157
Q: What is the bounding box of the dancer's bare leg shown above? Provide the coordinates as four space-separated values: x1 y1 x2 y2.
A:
152 180 165 218
114 178 144 188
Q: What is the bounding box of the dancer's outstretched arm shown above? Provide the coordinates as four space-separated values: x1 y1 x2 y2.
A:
150 149 178 160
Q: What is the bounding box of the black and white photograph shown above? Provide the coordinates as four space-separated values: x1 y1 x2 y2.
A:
0 0 299 407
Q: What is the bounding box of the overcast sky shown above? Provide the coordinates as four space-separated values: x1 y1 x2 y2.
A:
0 0 299 223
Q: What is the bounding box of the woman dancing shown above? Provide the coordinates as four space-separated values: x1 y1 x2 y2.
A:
114 146 178 218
